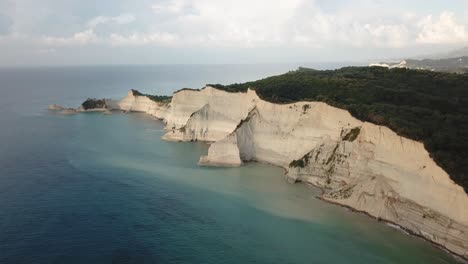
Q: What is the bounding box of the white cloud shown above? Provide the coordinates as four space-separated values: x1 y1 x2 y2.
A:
151 0 188 14
142 0 468 48
109 32 179 46
416 11 468 44
39 30 179 47
87 14 136 29
3 0 468 51
42 29 98 46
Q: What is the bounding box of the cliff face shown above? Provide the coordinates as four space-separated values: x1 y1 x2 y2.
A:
114 87 468 258
161 87 258 141
286 123 468 256
116 90 171 120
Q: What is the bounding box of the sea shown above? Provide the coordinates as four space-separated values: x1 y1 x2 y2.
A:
0 64 460 263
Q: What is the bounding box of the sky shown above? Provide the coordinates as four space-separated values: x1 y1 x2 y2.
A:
0 0 467 65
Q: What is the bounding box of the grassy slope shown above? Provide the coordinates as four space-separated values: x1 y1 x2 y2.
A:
131 89 172 104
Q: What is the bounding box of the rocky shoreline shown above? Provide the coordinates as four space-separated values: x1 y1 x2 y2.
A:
54 87 468 259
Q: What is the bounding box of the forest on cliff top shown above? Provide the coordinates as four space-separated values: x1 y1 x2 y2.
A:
209 67 468 191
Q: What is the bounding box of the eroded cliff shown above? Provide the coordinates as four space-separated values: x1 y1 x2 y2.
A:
107 87 468 258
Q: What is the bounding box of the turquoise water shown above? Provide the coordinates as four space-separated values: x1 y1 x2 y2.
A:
0 65 460 263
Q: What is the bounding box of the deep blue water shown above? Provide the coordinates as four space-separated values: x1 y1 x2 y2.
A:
0 65 460 263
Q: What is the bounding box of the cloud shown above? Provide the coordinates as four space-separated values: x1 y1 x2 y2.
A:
38 13 137 46
42 29 98 46
2 0 468 55
175 0 303 47
87 14 136 29
40 30 179 47
416 11 468 44
0 13 12 35
134 0 468 48
109 32 179 46
38 48 56 53
151 0 188 14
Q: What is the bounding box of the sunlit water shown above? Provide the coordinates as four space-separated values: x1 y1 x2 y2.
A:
0 65 460 263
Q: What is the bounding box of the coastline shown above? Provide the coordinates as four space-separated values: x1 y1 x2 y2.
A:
317 195 468 263
59 86 468 260
268 160 467 262
120 121 468 262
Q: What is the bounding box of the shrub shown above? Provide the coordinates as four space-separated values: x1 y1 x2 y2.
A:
81 98 107 110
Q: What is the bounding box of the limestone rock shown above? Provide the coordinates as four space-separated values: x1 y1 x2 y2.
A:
162 87 468 257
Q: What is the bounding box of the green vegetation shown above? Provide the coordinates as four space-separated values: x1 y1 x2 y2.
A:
81 98 107 110
213 67 468 192
289 152 311 168
146 95 172 104
325 144 340 165
131 89 144 96
381 57 468 74
289 158 306 168
132 89 172 103
342 127 361 142
174 88 202 93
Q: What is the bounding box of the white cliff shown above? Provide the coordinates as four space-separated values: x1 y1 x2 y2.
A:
116 90 171 120
97 87 468 258
198 133 243 166
286 123 468 256
369 60 408 69
161 87 258 141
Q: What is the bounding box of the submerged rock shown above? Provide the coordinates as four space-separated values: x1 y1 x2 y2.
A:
48 104 64 110
48 104 79 115
60 108 78 115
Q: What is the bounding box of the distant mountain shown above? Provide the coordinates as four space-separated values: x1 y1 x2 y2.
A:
370 45 468 73
370 57 468 73
430 46 468 59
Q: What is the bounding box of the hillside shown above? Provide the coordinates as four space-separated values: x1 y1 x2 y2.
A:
371 57 468 73
209 66 468 191
431 46 468 59
405 57 468 73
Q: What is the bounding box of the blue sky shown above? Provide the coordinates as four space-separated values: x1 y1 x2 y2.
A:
0 0 467 65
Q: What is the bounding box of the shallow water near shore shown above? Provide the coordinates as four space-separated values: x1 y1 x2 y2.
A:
0 65 461 263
